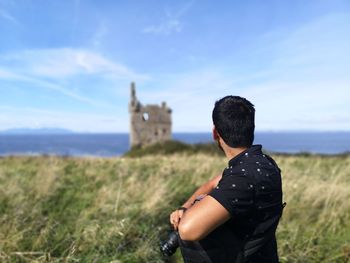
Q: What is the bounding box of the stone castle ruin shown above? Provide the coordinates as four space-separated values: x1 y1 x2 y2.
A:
129 82 172 147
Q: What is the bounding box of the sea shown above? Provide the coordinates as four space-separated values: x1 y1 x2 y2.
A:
0 132 349 157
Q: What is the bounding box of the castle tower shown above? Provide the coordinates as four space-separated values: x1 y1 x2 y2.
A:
129 82 172 148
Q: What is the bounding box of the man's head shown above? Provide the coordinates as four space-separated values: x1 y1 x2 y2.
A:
212 96 255 148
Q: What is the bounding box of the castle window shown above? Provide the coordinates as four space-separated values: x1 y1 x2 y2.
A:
142 112 149 121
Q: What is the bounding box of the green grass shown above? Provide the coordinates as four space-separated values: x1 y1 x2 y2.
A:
0 152 350 262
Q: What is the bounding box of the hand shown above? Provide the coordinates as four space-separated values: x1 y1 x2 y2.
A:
169 208 186 230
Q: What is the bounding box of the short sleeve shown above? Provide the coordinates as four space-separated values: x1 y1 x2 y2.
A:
209 174 255 218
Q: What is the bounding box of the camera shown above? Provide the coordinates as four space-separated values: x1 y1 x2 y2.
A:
159 231 179 256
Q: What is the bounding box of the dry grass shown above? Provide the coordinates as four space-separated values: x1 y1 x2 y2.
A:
0 153 349 262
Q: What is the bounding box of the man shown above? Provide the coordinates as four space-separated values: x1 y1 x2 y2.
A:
170 96 284 262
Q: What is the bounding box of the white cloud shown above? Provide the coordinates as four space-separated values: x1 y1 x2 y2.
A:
134 70 237 131
92 22 108 48
143 19 182 35
139 66 350 131
0 8 19 24
135 12 350 132
241 80 350 131
142 0 195 35
0 48 149 109
0 48 149 80
0 66 117 108
0 68 18 78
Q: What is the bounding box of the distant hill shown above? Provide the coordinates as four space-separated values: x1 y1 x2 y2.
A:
124 140 222 157
0 128 74 135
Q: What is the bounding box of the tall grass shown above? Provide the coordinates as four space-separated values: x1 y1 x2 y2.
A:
0 153 349 262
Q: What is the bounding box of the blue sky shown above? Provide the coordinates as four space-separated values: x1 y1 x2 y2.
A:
0 0 349 132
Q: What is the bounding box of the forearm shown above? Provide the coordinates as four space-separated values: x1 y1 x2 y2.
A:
181 174 221 209
178 195 230 241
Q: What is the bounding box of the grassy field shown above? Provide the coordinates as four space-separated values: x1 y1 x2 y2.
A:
0 152 350 262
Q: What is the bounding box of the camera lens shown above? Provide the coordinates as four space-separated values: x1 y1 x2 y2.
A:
160 231 179 256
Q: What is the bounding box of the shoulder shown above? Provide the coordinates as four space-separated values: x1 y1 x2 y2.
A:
216 163 254 188
241 152 281 183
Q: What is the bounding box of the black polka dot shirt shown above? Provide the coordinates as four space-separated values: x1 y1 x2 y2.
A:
209 144 283 262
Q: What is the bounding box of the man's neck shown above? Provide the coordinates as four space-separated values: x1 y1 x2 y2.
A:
223 145 248 161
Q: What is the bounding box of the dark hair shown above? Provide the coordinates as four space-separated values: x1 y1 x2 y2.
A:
212 96 255 148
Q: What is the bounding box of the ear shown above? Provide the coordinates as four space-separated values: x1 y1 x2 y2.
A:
212 126 219 141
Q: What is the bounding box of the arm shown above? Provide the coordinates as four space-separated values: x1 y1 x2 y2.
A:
179 173 256 241
170 174 222 230
182 174 222 209
178 195 230 241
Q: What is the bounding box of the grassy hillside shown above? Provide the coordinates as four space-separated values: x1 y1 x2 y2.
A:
0 153 349 262
124 140 222 157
